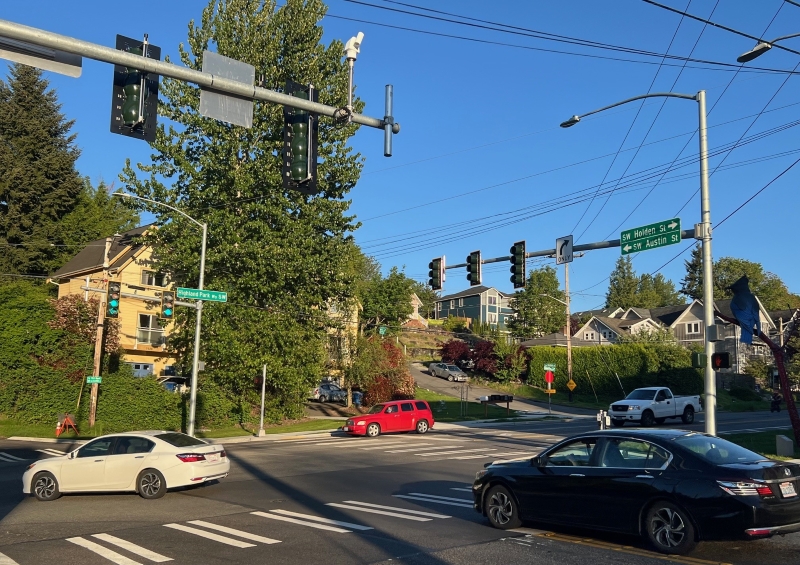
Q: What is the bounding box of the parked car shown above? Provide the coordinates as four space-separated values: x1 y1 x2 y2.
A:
22 431 229 501
343 400 435 437
474 429 800 555
430 362 469 382
309 383 347 403
609 387 702 427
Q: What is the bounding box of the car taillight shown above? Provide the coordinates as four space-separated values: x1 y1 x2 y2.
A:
219 450 227 458
717 480 773 497
176 453 206 462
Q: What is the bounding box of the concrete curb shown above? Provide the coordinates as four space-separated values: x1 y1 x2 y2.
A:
6 436 88 444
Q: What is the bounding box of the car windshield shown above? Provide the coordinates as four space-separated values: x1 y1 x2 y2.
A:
446 365 461 371
155 432 206 447
368 404 385 414
626 389 657 400
673 434 765 464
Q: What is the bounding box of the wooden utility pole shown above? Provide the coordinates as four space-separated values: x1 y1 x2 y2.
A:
89 236 112 427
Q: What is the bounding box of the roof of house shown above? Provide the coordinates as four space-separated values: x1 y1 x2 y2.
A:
572 307 622 320
768 309 799 324
437 286 494 301
519 332 598 348
649 304 691 327
713 298 775 330
52 225 151 279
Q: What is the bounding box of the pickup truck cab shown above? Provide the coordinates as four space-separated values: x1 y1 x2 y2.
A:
609 387 702 427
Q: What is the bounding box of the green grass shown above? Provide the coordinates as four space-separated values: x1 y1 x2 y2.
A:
714 389 769 412
722 428 799 459
480 381 616 411
415 388 519 421
199 419 345 437
0 417 108 440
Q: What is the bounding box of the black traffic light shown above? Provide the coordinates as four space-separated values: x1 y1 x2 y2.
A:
160 291 176 320
428 257 444 291
711 352 731 369
110 35 160 142
466 251 482 287
282 81 319 195
510 240 526 289
106 281 121 319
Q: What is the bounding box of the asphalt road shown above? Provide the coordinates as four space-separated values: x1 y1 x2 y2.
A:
1 419 799 565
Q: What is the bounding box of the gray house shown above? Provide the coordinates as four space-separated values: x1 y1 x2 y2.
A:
434 285 514 329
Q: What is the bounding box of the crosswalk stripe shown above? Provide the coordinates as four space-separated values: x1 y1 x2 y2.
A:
326 503 431 521
162 524 256 548
407 493 471 503
393 495 472 508
264 510 373 531
67 537 143 565
385 444 463 453
91 534 172 562
0 452 25 462
0 552 19 565
418 448 496 457
451 451 529 460
358 442 434 451
186 520 281 544
341 500 451 519
251 511 353 533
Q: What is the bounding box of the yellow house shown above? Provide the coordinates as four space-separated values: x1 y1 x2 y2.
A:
51 226 178 377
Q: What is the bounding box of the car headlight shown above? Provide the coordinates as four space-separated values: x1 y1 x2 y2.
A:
629 405 640 411
26 463 36 470
356 420 366 426
475 469 488 480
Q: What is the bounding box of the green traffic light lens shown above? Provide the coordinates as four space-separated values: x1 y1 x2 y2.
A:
163 308 173 316
109 299 119 307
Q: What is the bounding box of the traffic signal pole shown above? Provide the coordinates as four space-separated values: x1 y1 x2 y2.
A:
0 19 400 135
89 236 113 427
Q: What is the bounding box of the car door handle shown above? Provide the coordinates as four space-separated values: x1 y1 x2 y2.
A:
135 456 145 459
569 474 585 477
635 475 654 479
94 459 104 462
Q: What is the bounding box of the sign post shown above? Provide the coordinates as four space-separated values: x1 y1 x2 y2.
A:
544 364 556 415
620 218 681 255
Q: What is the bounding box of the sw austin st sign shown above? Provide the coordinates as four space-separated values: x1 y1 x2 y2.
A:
620 218 681 255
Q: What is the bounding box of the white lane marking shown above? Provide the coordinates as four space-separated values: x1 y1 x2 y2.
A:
385 444 463 453
0 552 19 565
358 442 435 451
418 448 496 457
90 534 172 562
393 495 472 508
162 524 255 548
450 488 472 492
66 537 143 565
186 520 281 544
265 509 373 530
326 503 431 521
406 493 471 503
251 511 353 533
341 500 451 519
0 452 25 462
510 527 549 535
36 448 65 457
451 451 530 460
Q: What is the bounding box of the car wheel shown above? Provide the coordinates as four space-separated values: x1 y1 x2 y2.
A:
611 419 625 428
641 410 655 427
366 423 381 438
681 407 695 424
32 471 60 501
416 420 429 434
655 418 666 425
318 395 327 403
645 501 697 555
485 485 522 530
137 469 167 499
447 375 454 382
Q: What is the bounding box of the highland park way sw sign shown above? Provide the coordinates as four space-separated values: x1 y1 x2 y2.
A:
176 287 228 302
620 218 681 255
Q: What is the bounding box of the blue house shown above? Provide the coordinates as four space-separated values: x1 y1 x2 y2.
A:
433 286 514 329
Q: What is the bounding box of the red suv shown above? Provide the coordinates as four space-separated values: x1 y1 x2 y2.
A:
344 400 435 437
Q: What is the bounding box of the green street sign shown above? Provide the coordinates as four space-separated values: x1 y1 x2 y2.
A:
176 287 228 302
87 376 102 384
620 218 681 255
544 363 556 372
379 326 388 336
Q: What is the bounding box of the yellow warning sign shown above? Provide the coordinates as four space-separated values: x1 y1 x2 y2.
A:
545 389 557 394
567 379 577 391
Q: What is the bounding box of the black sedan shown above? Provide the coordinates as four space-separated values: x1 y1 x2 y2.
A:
473 429 800 555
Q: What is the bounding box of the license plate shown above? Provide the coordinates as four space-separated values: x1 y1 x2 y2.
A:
207 453 219 463
342 426 349 431
780 481 797 498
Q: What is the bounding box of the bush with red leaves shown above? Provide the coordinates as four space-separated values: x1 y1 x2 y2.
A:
472 340 497 374
440 339 471 364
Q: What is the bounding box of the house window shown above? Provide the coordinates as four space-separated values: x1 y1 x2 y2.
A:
137 314 165 346
449 300 455 309
601 331 607 339
437 303 442 312
488 313 497 324
458 298 464 307
686 322 700 335
585 332 595 341
141 270 166 287
488 295 497 305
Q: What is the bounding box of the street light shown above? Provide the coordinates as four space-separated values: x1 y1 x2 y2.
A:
737 33 800 62
560 91 718 435
540 294 572 389
114 192 208 437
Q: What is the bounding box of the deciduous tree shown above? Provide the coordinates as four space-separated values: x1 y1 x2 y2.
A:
507 266 565 338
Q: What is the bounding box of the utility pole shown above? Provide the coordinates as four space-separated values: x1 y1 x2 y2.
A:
565 262 573 387
89 236 112 427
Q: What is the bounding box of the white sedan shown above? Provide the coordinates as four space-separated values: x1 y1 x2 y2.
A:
22 431 229 501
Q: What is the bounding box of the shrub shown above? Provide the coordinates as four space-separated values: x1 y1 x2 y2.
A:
442 316 470 332
440 339 470 363
728 387 762 402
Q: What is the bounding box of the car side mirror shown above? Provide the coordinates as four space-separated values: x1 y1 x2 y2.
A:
69 451 77 459
531 455 543 467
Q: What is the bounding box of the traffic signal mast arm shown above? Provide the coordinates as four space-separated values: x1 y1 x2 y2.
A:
0 19 399 135
443 229 697 270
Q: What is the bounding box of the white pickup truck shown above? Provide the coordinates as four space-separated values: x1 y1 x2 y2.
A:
609 387 702 427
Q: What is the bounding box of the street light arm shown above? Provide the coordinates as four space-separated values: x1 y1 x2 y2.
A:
737 32 800 63
113 192 203 228
561 92 697 127
539 293 568 307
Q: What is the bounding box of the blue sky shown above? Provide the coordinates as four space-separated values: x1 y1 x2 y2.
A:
3 0 800 312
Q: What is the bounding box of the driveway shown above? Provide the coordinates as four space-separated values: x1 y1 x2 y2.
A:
410 362 596 417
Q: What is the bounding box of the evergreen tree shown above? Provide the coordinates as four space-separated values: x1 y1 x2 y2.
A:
0 64 83 276
680 244 703 299
507 266 565 338
605 256 639 309
121 0 366 419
